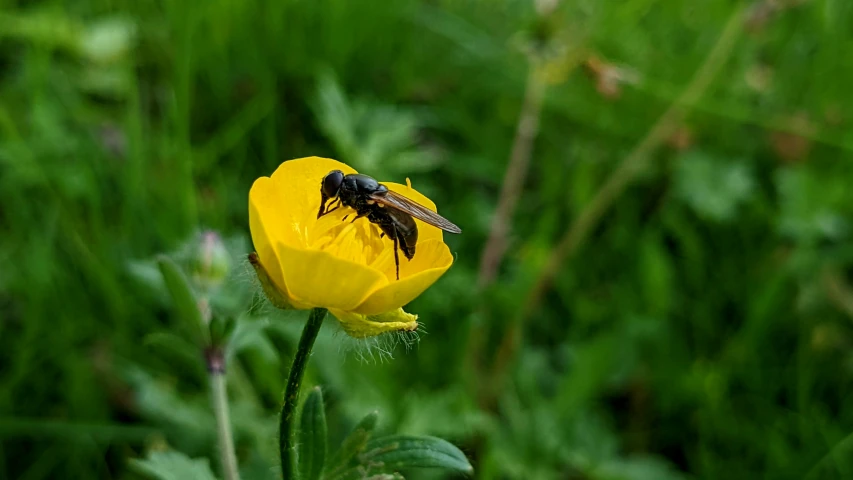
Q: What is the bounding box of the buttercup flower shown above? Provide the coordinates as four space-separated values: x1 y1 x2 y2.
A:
248 157 454 338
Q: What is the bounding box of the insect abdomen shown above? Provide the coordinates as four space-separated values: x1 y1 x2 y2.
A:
392 212 418 260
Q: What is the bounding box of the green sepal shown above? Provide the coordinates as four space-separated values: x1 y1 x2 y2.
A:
248 252 295 310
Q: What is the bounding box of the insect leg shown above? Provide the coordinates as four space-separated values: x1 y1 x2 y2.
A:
348 212 367 223
392 225 400 280
373 224 384 238
318 198 341 218
324 199 341 215
317 195 329 218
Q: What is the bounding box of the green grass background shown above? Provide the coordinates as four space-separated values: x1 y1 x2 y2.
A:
2 0 853 478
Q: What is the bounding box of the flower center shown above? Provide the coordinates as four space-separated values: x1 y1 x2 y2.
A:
309 209 393 272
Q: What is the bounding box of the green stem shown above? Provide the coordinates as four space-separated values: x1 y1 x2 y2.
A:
211 373 240 479
280 308 327 480
207 347 240 480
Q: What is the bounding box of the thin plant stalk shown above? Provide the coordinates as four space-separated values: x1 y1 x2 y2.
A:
207 348 241 480
467 64 546 402
476 65 546 289
200 294 239 480
280 308 327 480
489 5 748 392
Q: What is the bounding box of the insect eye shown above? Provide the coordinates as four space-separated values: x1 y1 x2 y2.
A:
321 170 344 198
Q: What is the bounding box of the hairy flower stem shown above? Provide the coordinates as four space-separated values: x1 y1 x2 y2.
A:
206 347 241 480
280 308 327 480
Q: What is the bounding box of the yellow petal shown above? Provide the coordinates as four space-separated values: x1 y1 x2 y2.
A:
248 176 293 302
329 307 418 338
354 239 453 315
269 157 358 248
276 240 387 311
383 181 445 244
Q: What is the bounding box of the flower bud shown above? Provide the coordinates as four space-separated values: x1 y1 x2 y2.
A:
191 230 230 292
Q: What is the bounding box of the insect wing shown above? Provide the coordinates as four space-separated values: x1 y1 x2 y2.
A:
370 190 462 234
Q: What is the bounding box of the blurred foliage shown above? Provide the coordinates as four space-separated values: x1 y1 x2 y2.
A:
2 0 853 479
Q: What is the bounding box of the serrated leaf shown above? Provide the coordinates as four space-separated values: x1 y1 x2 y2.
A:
157 255 206 345
674 152 755 223
325 410 380 476
131 450 219 480
360 435 473 475
299 387 328 480
311 70 439 177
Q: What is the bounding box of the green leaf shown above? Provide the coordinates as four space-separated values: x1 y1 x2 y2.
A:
776 167 851 242
209 314 236 347
298 386 328 480
311 69 441 177
227 314 277 363
333 473 404 480
592 456 687 480
157 255 206 345
131 450 219 480
360 435 473 475
143 331 206 379
674 151 755 223
326 410 380 475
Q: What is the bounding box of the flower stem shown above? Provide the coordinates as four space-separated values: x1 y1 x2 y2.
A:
206 347 241 480
280 308 327 480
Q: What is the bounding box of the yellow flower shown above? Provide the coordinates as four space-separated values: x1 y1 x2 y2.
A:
248 157 454 338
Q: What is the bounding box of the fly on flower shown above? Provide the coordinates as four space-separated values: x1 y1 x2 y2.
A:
250 157 455 337
318 171 462 280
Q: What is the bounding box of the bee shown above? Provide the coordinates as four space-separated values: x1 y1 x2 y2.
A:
317 170 461 280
